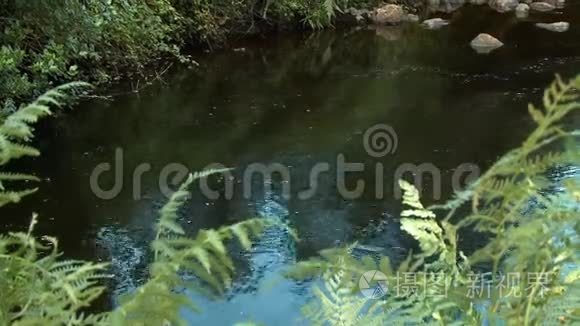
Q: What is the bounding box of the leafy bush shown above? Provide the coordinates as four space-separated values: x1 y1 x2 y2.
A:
0 46 32 103
0 0 188 107
0 0 368 108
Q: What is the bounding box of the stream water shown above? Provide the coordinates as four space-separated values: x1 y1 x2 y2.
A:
2 4 580 325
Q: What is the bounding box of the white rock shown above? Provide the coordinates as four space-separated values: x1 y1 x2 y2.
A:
530 2 556 11
515 3 530 17
536 22 570 32
405 14 420 23
541 0 564 5
422 18 450 30
470 33 504 54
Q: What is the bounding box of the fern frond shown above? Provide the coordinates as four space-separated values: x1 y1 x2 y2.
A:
112 171 275 324
302 270 368 326
0 217 108 325
0 82 91 208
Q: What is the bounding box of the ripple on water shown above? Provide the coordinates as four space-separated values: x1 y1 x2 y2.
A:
96 226 147 304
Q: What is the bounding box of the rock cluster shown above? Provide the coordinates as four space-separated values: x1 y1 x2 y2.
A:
345 0 568 25
342 0 570 54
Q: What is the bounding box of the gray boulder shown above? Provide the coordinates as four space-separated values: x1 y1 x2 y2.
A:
470 33 504 54
536 22 570 32
530 2 556 11
422 18 450 30
372 4 405 25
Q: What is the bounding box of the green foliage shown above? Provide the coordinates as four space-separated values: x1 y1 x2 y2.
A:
2 72 578 325
303 270 381 325
0 82 91 207
0 0 371 106
171 0 358 43
110 171 275 325
289 75 580 325
0 84 280 325
0 214 110 325
0 0 188 106
0 46 32 102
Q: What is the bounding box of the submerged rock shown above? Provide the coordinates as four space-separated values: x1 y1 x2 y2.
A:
404 14 420 23
490 0 519 12
536 22 570 32
375 26 403 41
515 3 530 17
372 4 405 25
542 0 565 6
422 18 450 30
530 2 556 11
470 33 504 54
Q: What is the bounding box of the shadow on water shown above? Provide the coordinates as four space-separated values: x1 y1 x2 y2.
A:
2 3 580 324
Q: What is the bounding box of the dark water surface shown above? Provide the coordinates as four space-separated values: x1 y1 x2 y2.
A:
3 4 580 325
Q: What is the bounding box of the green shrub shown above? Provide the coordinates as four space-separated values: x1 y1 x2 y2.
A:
0 0 188 106
0 1 375 107
0 46 32 105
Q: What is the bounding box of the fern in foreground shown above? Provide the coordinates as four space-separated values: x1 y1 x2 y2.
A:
1 75 578 325
0 82 91 207
0 85 277 325
0 214 109 325
290 74 580 325
110 171 275 325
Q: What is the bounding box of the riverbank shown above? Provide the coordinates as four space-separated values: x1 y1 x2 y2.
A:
0 1 379 110
0 0 575 110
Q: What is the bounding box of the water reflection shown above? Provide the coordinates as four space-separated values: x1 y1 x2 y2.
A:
2 8 580 323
